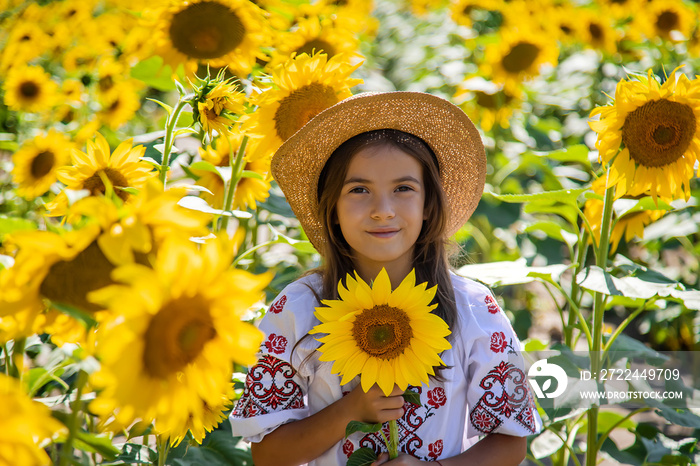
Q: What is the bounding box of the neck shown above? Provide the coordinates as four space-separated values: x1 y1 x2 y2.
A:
354 257 413 289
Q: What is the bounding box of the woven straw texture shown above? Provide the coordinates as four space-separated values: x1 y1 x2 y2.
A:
271 91 486 254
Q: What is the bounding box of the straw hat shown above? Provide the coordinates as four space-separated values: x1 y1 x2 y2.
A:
271 91 486 254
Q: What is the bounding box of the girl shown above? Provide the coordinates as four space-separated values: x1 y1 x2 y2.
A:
230 92 542 465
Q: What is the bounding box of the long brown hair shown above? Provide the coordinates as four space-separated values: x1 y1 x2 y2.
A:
314 129 459 338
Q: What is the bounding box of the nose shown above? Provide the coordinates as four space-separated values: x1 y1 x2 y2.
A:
370 193 395 220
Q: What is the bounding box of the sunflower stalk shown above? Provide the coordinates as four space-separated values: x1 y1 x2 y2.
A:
388 419 399 459
157 435 171 466
59 369 88 466
218 135 248 233
158 95 194 187
586 182 615 466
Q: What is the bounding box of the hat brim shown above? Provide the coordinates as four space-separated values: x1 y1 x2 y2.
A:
271 91 486 254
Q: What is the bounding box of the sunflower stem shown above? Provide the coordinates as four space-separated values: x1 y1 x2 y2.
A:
388 419 399 459
159 95 193 188
218 135 248 234
59 369 88 466
586 182 615 466
157 435 170 466
9 337 25 380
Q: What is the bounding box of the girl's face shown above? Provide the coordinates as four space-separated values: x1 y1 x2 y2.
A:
335 144 426 285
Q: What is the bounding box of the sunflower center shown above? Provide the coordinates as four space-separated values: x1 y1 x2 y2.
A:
39 241 115 313
20 81 40 99
476 91 512 109
589 23 603 41
501 42 540 73
352 305 413 360
143 295 216 379
169 1 245 60
656 11 679 33
30 150 56 179
83 168 131 201
296 39 336 57
274 83 339 141
622 98 696 168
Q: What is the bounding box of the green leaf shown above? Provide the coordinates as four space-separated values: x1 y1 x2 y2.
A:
104 443 156 464
576 266 682 300
402 390 421 406
189 161 223 178
524 220 578 248
130 56 176 91
272 227 317 254
345 420 383 438
347 447 379 466
456 259 570 287
174 127 199 136
484 188 587 206
72 431 120 460
145 97 173 115
241 170 264 180
530 429 564 459
50 301 98 329
534 144 592 166
614 196 673 217
0 215 37 241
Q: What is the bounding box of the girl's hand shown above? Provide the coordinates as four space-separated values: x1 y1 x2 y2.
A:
346 384 405 424
371 452 427 465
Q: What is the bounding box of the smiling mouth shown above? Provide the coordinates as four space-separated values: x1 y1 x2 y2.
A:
367 229 399 238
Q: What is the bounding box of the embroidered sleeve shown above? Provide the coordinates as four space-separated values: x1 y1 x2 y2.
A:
229 282 316 443
466 290 542 438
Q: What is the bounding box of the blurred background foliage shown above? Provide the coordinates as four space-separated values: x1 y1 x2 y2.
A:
0 0 699 464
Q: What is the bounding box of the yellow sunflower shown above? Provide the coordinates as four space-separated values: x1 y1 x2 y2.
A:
243 52 362 160
596 0 644 20
0 21 49 73
312 268 451 396
3 65 58 113
166 385 234 446
98 81 143 130
630 0 695 42
449 0 502 28
577 8 619 55
11 131 73 200
0 374 66 466
45 133 156 216
265 15 361 70
454 78 521 131
88 237 271 439
151 0 269 77
0 225 107 345
64 180 212 266
589 68 700 202
195 132 271 210
193 75 246 138
481 25 559 94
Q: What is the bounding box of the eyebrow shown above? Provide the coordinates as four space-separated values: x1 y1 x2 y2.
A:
343 175 422 186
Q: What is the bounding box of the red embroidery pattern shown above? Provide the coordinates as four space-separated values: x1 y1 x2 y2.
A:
360 386 425 457
269 295 287 314
490 332 507 353
470 361 535 434
264 333 288 354
427 387 446 408
484 295 500 314
343 440 354 458
231 355 304 418
489 332 517 355
428 440 443 460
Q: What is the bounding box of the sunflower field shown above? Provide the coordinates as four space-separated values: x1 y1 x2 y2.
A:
1 0 699 465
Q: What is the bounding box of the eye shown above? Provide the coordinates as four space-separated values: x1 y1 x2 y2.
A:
396 185 415 192
348 186 368 194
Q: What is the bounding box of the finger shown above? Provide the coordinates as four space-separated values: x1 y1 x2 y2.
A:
389 385 404 396
379 407 404 422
